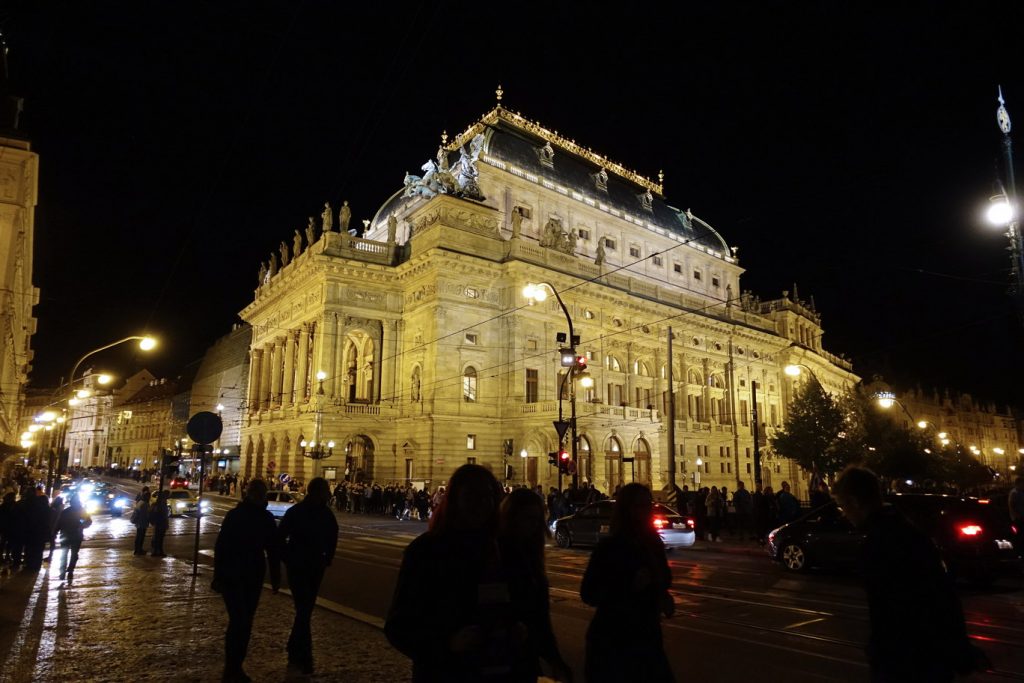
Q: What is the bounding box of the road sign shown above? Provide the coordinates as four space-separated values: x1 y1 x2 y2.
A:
552 420 570 442
278 473 291 484
186 411 223 445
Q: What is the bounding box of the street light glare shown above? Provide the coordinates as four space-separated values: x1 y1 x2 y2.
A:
76 389 91 399
39 411 57 422
916 420 927 429
97 374 113 385
139 336 158 351
986 198 1015 226
316 370 327 381
784 364 802 377
877 397 894 409
938 432 948 439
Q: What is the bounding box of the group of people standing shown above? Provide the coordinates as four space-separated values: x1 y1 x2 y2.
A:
678 480 802 543
385 464 676 682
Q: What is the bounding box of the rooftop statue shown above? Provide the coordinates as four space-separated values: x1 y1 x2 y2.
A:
322 202 334 232
387 214 398 243
306 217 317 245
339 200 352 232
510 207 523 238
279 241 290 267
402 133 486 200
258 261 268 286
595 241 605 266
293 229 303 256
269 252 279 277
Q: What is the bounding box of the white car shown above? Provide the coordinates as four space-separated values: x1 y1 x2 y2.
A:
152 489 211 517
266 491 303 518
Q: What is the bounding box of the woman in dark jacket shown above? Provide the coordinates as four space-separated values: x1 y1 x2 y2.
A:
149 490 169 557
580 483 674 683
498 488 573 682
386 464 519 682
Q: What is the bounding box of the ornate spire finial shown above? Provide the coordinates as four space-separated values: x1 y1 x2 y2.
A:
997 85 1012 135
496 84 503 104
658 169 664 185
441 130 448 146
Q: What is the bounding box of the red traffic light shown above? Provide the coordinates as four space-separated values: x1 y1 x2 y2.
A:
559 450 570 461
575 355 588 369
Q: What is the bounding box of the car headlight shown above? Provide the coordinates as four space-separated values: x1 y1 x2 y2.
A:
200 501 211 509
175 502 187 509
115 499 128 509
86 501 99 513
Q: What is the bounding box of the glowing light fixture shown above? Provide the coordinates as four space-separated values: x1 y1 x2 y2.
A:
784 364 802 377
139 336 158 351
986 196 1015 226
97 374 113 385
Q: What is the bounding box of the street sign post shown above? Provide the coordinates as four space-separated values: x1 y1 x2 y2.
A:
186 411 222 577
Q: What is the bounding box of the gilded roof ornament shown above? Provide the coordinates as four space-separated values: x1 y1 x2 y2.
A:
448 106 664 195
496 84 503 104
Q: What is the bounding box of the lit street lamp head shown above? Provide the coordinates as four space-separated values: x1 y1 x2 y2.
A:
139 336 158 351
986 196 1015 226
784 364 802 377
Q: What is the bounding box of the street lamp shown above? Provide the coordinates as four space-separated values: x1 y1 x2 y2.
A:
49 335 159 495
987 87 1024 324
523 281 584 487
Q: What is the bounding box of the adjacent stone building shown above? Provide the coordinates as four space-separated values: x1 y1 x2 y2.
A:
238 101 859 497
190 323 250 474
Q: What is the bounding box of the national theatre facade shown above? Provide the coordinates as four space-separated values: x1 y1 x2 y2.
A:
239 97 859 497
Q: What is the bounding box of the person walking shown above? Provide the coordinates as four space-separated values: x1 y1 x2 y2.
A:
55 496 92 584
705 486 724 542
150 490 170 557
212 478 281 683
386 464 514 681
46 495 65 563
733 481 752 541
498 488 573 682
0 492 15 568
833 466 989 681
132 487 151 555
580 483 674 683
278 477 338 675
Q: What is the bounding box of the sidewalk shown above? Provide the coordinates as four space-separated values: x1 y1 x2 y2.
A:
0 547 410 682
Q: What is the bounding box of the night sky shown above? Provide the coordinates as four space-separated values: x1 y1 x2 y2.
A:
5 2 1023 406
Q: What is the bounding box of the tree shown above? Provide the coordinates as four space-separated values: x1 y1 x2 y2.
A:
770 380 857 478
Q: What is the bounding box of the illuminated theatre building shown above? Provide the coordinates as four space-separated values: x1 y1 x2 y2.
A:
239 98 858 496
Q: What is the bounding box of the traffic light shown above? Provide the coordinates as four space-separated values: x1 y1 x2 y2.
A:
558 449 570 474
575 355 588 371
162 449 182 476
548 452 558 466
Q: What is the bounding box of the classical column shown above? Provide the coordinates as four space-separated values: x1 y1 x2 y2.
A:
382 319 398 404
259 343 273 410
248 348 263 413
372 327 383 402
283 331 296 407
701 357 712 422
297 324 310 403
270 339 284 408
327 313 341 399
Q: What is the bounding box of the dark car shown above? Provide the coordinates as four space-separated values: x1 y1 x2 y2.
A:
79 482 133 517
553 500 696 550
767 494 1021 583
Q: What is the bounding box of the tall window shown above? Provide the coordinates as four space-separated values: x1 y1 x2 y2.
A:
740 399 749 426
463 367 477 403
525 369 538 403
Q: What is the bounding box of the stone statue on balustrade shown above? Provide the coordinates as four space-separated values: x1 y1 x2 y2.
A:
539 217 561 248
387 214 397 243
279 241 290 267
595 241 605 266
322 202 334 232
293 229 303 256
306 217 318 245
339 200 352 232
269 252 279 277
258 261 267 285
510 207 522 238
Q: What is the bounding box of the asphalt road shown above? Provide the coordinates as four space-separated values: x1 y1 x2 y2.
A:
90 478 1024 682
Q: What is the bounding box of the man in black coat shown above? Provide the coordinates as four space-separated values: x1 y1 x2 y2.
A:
213 478 281 683
279 477 338 675
23 487 53 571
834 466 988 682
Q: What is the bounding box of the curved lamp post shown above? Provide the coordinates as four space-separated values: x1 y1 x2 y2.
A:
48 335 159 495
523 282 585 488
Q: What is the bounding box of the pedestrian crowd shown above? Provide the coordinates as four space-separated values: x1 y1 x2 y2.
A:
671 479 803 544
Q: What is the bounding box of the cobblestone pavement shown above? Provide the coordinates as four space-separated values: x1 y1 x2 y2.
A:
0 545 410 683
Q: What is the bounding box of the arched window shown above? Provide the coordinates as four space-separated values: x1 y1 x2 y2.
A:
687 369 702 385
463 366 477 403
410 366 421 402
605 355 622 372
634 360 651 377
710 374 724 389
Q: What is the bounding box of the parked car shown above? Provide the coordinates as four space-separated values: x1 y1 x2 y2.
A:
152 489 211 517
266 490 303 519
169 476 190 489
766 494 1021 583
553 500 696 550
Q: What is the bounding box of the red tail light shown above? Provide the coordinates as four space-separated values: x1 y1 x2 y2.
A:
685 517 696 529
958 524 983 537
653 516 668 529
